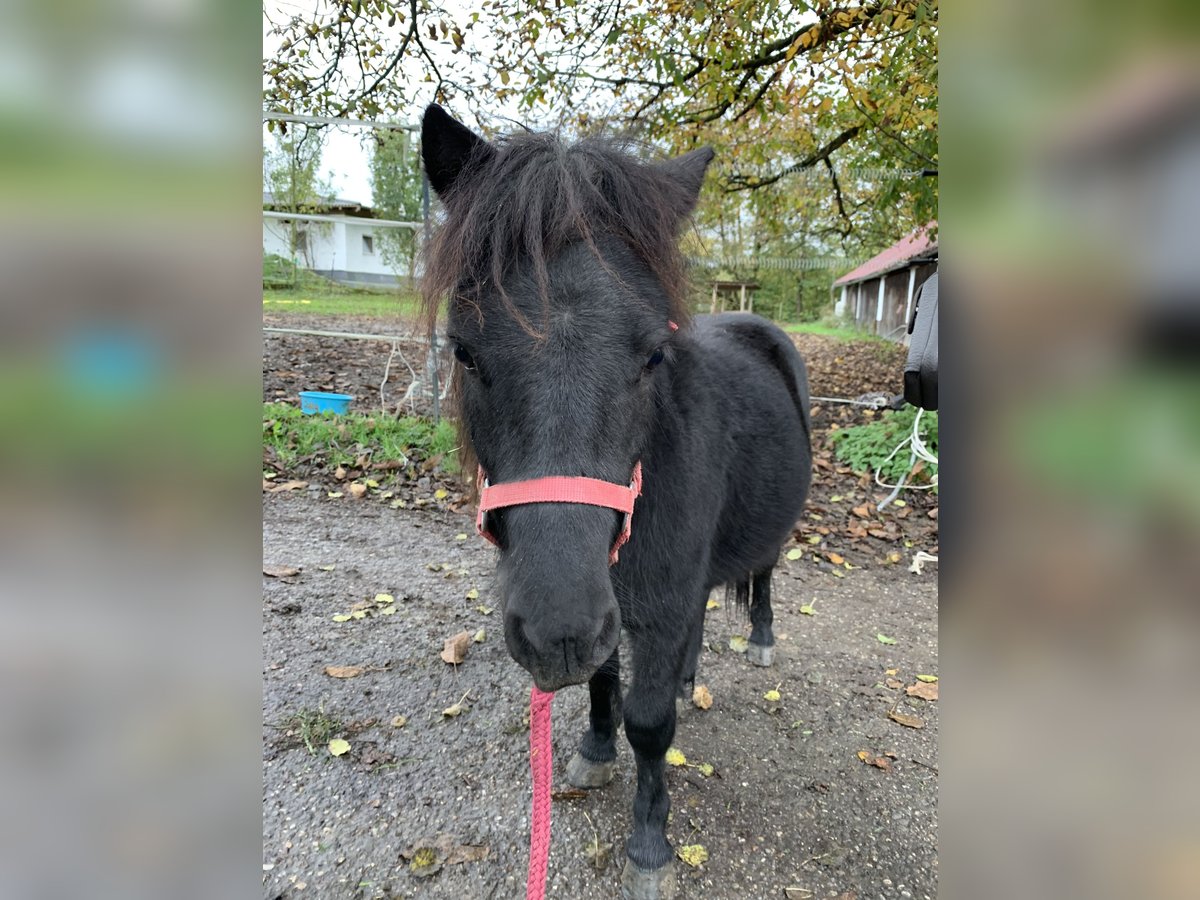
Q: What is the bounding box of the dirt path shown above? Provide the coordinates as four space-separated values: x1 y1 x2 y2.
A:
262 494 937 900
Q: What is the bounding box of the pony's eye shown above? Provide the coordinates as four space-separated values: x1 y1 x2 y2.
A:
645 348 665 371
453 343 476 370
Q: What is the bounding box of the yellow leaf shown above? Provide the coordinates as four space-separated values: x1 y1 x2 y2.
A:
806 535 822 544
380 606 397 616
375 593 395 604
763 689 781 702
473 628 486 643
677 844 708 867
799 604 816 616
916 674 938 683
857 750 870 762
318 565 336 571
455 533 468 541
332 614 352 622
434 488 449 500
328 738 351 757
391 715 408 728
466 588 479 600
365 478 380 488
706 597 720 610
885 668 898 676
697 763 714 777
786 548 804 560
327 491 344 499
665 747 687 766
729 635 749 653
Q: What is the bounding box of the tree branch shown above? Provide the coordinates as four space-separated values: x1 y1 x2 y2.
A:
725 124 863 192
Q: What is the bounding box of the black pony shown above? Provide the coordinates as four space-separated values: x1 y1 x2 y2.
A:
421 105 812 899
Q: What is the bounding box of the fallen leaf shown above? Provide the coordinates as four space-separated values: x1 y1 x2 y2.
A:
916 674 939 683
364 478 380 488
784 887 814 899
348 483 368 499
328 738 350 757
334 465 347 481
852 505 870 518
267 479 307 493
317 564 335 571
476 604 494 615
324 665 365 678
327 491 344 499
906 681 938 701
665 747 687 766
706 597 721 610
807 534 824 544
379 606 397 616
885 668 898 676
692 684 713 710
434 488 449 500
442 701 468 718
375 593 395 605
826 552 845 565
697 762 715 777
857 750 892 770
350 610 367 620
455 533 468 541
263 565 300 578
876 633 897 645
473 628 486 643
440 631 472 665
379 490 394 499
332 614 352 622
885 551 902 564
785 548 804 561
677 844 708 868
763 689 782 702
888 710 926 729
729 635 749 653
391 715 408 728
465 588 479 600
885 678 905 690
799 602 816 615
263 471 277 480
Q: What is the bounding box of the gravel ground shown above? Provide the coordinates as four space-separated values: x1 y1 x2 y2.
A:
262 493 938 900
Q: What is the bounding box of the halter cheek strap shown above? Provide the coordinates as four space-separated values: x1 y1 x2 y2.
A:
476 462 643 566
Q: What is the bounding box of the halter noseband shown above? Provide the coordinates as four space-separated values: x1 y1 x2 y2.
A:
473 322 676 566
476 463 643 566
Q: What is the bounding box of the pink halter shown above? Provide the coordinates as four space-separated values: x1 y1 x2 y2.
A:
476 463 643 565
473 322 675 567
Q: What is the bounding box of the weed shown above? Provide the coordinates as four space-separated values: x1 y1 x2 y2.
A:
281 706 343 755
263 403 458 474
828 407 938 487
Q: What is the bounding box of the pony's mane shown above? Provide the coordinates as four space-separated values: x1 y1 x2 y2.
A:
420 129 696 333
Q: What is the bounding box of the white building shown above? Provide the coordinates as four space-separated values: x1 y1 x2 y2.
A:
262 192 419 287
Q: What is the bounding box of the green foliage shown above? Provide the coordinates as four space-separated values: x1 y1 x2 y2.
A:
282 706 342 756
263 127 334 267
828 407 937 486
263 403 458 474
368 129 424 282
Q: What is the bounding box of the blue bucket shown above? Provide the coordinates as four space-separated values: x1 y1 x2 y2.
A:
299 391 353 415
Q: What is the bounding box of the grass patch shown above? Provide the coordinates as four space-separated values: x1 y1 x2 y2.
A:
280 706 343 756
828 406 938 487
263 402 458 475
782 320 890 342
263 287 421 318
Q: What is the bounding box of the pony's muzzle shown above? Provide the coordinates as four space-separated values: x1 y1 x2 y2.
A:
505 605 620 691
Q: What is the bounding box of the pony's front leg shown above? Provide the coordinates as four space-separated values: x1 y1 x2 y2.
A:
566 646 621 788
620 645 681 899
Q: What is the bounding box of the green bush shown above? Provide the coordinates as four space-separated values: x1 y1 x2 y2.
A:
827 407 938 487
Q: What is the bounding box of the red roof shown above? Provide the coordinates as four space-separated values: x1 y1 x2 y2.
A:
833 223 937 287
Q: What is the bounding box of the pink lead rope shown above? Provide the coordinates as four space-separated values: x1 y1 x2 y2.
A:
527 686 555 900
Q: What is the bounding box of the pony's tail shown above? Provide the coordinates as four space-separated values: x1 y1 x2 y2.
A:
726 575 751 617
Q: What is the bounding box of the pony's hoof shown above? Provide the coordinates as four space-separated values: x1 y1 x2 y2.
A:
621 859 676 900
566 752 615 789
746 642 775 667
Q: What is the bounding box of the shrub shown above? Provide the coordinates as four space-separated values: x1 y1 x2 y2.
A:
827 407 938 487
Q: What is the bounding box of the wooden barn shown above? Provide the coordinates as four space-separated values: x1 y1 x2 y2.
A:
833 224 938 340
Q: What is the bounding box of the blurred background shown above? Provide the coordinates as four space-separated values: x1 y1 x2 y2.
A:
0 0 1196 897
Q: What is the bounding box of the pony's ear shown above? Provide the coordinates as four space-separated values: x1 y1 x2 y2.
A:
421 104 493 198
653 146 715 219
